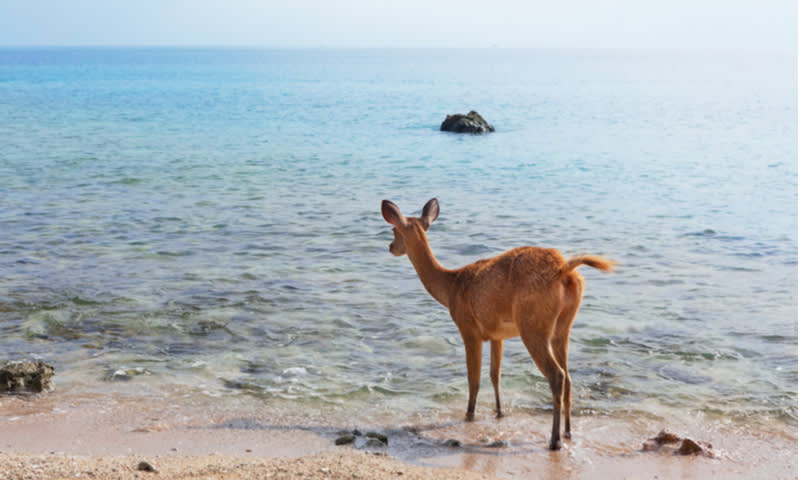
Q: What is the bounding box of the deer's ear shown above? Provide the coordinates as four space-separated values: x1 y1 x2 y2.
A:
420 198 440 230
382 200 407 227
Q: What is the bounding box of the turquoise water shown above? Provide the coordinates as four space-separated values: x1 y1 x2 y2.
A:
0 48 796 426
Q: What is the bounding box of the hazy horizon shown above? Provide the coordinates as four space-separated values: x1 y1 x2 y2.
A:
0 1 796 52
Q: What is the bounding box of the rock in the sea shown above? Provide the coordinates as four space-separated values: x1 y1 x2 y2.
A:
0 360 55 393
440 110 495 134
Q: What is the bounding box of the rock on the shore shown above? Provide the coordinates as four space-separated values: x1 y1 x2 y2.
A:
487 440 508 448
137 461 158 473
677 438 712 456
440 111 495 134
0 360 55 393
641 430 714 458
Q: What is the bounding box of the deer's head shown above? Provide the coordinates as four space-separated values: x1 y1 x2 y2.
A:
381 198 440 257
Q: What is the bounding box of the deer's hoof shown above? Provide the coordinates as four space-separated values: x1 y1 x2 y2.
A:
549 439 562 451
465 413 475 422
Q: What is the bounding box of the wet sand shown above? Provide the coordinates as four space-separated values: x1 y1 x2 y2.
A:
0 390 796 479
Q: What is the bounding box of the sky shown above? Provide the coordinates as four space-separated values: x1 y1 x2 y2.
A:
0 0 796 51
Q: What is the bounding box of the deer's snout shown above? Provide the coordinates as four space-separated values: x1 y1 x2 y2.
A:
389 241 404 256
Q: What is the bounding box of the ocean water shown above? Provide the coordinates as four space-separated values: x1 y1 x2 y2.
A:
0 48 796 429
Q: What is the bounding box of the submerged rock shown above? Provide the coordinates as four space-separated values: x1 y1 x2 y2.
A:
335 434 356 445
365 437 387 448
105 366 152 382
335 429 390 449
440 110 495 134
0 360 55 393
365 431 388 445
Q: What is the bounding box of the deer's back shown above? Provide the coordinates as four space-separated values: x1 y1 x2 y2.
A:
450 247 570 327
457 246 565 288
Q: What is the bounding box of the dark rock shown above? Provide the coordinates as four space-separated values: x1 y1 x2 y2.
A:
335 434 356 445
0 360 55 393
642 430 682 451
365 432 388 445
641 430 714 457
443 439 461 448
487 440 508 448
136 461 157 472
676 438 713 457
440 111 495 134
676 438 703 455
653 430 682 445
365 437 387 448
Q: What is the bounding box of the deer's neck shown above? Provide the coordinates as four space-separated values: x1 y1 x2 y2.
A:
407 236 453 309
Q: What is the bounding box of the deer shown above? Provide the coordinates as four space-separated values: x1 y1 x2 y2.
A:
381 198 616 451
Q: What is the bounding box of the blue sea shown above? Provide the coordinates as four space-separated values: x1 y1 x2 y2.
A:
0 48 796 432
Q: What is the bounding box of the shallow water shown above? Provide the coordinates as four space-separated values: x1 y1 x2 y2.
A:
0 48 796 430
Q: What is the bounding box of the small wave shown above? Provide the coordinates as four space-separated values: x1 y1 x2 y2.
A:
682 229 748 242
760 334 795 344
110 177 145 185
718 265 762 272
687 229 716 236
647 279 685 286
156 250 194 257
657 366 711 385
70 296 102 306
455 244 493 256
223 379 264 393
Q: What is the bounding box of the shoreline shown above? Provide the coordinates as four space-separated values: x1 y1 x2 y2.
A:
0 390 796 479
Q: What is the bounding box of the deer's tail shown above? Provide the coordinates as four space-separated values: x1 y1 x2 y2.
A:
560 255 618 275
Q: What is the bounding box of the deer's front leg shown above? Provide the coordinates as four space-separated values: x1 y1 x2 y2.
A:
461 330 483 421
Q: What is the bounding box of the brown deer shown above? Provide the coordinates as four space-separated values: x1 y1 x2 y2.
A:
381 198 616 450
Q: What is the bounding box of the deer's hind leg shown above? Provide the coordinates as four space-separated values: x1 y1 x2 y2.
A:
553 274 584 439
490 340 504 418
519 317 566 451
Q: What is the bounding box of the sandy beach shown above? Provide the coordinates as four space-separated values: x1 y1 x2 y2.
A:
0 390 796 479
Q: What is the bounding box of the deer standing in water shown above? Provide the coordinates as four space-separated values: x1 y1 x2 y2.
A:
381 198 616 450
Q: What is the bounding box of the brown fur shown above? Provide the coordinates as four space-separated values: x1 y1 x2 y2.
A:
381 198 617 451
